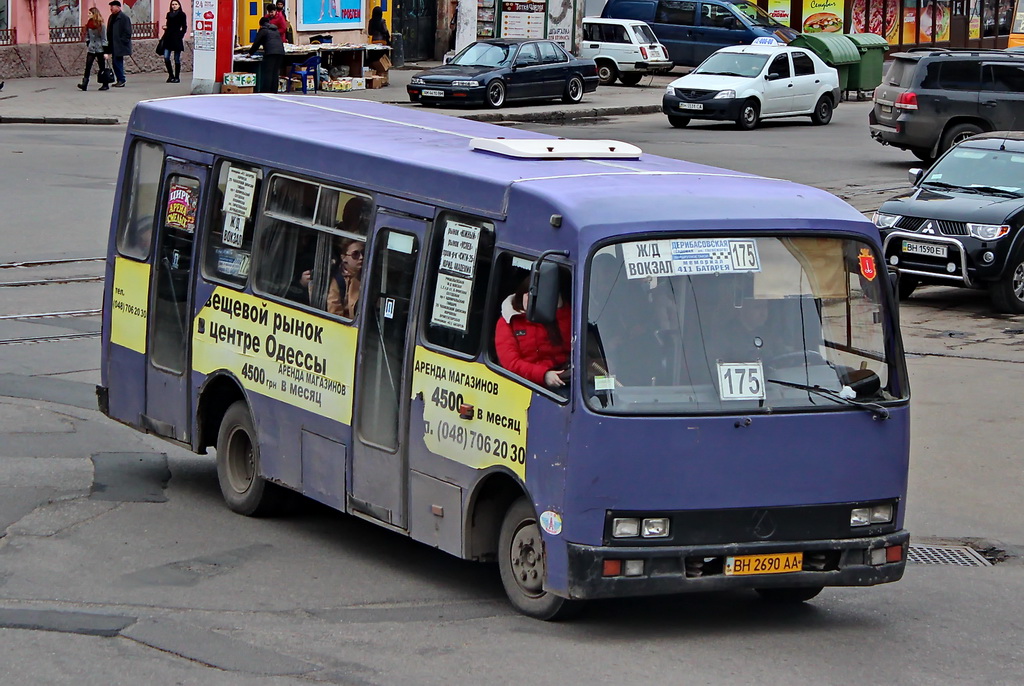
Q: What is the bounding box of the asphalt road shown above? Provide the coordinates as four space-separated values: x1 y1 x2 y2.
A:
1 122 1023 685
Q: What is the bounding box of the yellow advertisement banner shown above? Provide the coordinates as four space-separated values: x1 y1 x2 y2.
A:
192 288 357 424
411 346 532 480
803 0 845 32
768 0 791 27
110 256 151 354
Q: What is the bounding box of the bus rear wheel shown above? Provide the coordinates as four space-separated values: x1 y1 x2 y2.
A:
216 400 284 516
755 586 823 603
498 497 582 620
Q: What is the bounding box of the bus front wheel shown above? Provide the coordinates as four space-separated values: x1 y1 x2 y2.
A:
216 400 283 517
498 497 583 620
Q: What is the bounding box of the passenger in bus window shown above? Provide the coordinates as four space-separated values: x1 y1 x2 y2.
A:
495 277 571 389
324 237 364 318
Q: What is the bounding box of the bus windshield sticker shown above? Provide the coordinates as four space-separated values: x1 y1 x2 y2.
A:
716 361 766 401
166 183 198 233
594 375 616 391
439 220 481 278
388 232 415 254
621 238 761 279
223 167 258 218
384 297 395 320
431 273 473 331
222 213 245 248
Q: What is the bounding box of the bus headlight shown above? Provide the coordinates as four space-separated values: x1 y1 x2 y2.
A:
612 517 640 537
641 517 670 538
851 503 894 527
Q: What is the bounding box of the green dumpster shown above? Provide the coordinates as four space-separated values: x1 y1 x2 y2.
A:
845 32 889 93
789 33 860 93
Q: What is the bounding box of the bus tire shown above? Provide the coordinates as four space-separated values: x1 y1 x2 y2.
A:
755 586 823 603
216 400 283 517
498 497 583 620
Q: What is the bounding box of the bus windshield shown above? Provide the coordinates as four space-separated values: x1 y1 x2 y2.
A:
585 236 902 414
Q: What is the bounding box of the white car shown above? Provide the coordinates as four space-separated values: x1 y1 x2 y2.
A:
580 17 674 86
661 42 841 129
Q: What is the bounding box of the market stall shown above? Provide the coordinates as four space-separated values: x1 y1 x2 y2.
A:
231 42 392 93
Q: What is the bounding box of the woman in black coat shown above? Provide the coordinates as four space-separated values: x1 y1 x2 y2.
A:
248 18 286 93
161 0 188 83
367 6 391 44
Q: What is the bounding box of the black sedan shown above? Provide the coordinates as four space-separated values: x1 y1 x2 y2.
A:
407 39 599 108
874 131 1024 313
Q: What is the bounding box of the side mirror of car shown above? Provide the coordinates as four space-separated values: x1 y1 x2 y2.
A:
765 72 780 80
908 167 924 185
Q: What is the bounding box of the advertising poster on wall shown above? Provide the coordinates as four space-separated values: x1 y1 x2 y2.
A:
297 0 364 30
768 0 791 26
501 0 546 38
49 0 79 30
803 0 845 31
917 0 951 41
851 0 899 41
547 0 574 48
193 0 216 51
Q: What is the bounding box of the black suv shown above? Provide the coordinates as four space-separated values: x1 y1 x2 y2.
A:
874 132 1024 313
869 49 1024 162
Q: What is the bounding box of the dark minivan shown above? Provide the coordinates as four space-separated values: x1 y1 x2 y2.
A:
869 49 1024 162
602 0 797 67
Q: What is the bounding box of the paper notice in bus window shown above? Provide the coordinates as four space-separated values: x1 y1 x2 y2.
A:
439 220 481 278
222 212 245 248
166 183 198 233
431 273 472 331
621 239 761 279
223 167 258 218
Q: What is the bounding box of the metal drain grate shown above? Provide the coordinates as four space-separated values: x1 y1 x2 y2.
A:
908 544 992 567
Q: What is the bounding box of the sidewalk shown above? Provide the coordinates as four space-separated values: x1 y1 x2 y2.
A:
0 62 677 125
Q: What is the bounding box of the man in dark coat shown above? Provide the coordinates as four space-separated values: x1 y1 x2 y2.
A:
106 0 132 87
248 18 285 93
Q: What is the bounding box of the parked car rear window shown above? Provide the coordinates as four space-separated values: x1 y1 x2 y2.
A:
656 0 696 24
921 60 982 90
792 51 815 76
883 58 916 87
633 23 658 43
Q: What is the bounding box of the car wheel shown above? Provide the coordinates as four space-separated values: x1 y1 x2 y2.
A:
668 115 690 128
810 95 833 125
498 497 584 620
736 99 760 130
990 250 1024 314
755 586 824 603
619 72 643 86
597 61 618 86
897 275 919 300
562 75 585 104
910 147 934 163
939 122 983 156
216 400 285 516
485 79 506 108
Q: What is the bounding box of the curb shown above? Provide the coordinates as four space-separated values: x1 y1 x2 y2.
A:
0 103 662 126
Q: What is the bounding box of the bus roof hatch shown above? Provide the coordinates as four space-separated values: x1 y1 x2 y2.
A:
469 138 643 160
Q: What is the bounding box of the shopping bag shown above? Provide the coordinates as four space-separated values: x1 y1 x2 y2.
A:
98 67 115 85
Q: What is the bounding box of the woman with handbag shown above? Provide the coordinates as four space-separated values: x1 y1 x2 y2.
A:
160 0 188 83
78 7 110 91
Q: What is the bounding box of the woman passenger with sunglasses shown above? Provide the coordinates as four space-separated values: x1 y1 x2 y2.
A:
325 238 364 319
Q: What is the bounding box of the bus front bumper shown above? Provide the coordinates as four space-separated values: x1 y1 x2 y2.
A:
564 530 909 599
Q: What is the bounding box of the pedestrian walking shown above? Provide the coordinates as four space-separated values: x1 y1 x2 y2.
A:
78 7 110 91
160 0 187 83
248 17 285 93
106 0 132 87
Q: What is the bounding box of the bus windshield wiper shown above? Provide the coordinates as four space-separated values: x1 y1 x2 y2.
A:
766 378 890 420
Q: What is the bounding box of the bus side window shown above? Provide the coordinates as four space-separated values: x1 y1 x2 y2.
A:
423 212 495 354
202 160 263 286
253 175 370 319
490 252 572 393
116 140 164 260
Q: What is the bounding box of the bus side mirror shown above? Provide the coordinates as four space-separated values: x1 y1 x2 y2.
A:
527 261 560 324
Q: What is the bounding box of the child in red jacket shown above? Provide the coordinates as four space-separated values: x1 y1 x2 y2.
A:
495 278 571 389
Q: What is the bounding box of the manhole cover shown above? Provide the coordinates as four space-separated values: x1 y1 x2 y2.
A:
908 544 992 567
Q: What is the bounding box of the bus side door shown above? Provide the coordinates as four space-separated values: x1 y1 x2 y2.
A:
349 213 426 528
143 159 208 443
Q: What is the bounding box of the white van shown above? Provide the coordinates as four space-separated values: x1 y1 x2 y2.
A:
580 18 674 85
